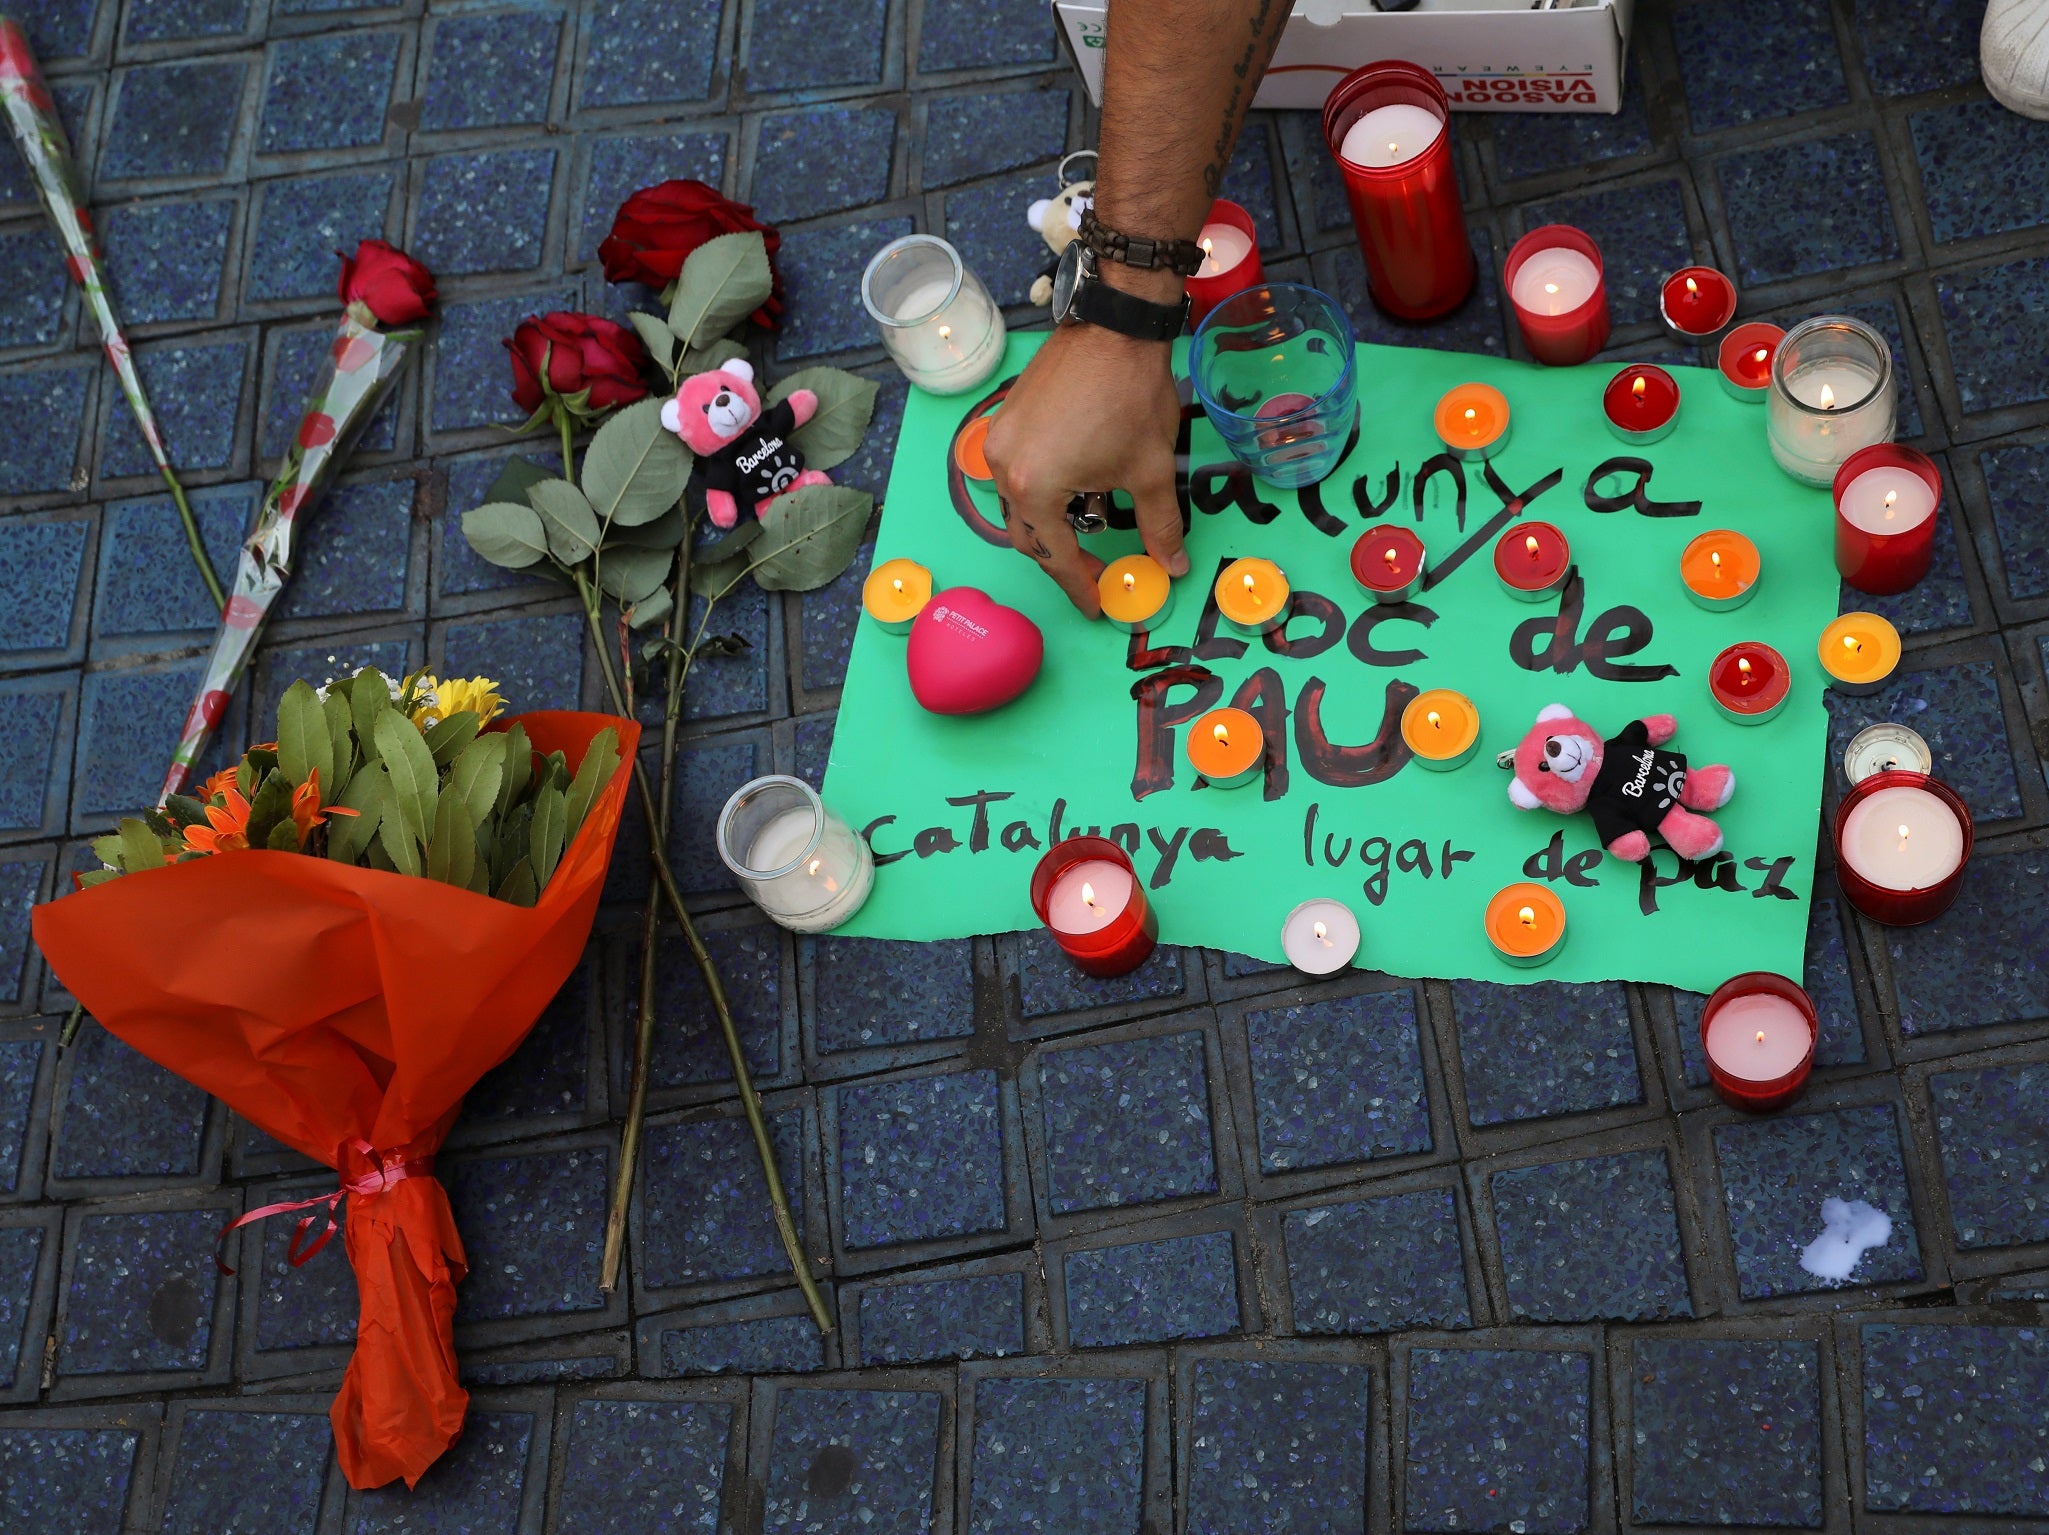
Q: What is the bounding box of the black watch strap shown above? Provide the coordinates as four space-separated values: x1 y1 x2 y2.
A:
1077 208 1206 278
1072 272 1190 342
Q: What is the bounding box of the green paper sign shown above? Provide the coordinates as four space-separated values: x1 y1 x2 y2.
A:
824 333 1837 993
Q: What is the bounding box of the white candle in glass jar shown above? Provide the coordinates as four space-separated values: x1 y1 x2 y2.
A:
1340 103 1444 169
1838 464 1937 535
746 807 874 927
1508 246 1600 316
1196 222 1255 278
1281 899 1360 975
1788 361 1882 419
886 277 1003 394
1703 992 1812 1081
1838 785 1967 891
1045 860 1133 935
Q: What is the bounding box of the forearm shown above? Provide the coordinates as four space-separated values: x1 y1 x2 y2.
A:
1093 0 1289 301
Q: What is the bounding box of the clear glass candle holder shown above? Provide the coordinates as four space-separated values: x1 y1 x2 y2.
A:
860 235 1006 397
1190 282 1358 490
1767 315 1895 487
715 775 874 933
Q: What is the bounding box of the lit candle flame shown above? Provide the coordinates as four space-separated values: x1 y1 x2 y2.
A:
892 577 904 594
1082 881 1096 907
1243 571 1258 605
1819 382 1836 410
1632 374 1646 400
1883 489 1897 520
1201 238 1213 259
1753 347 1768 365
807 857 821 876
1123 572 1136 592
1213 722 1230 746
1711 549 1721 569
1427 710 1442 729
1756 1031 1767 1045
1383 547 1398 566
1526 534 1539 556
1387 140 1399 156
1464 406 1477 422
1518 905 1536 927
1685 275 1699 296
1738 656 1752 677
938 324 951 341
1844 634 1861 653
1544 281 1559 295
1313 920 1328 943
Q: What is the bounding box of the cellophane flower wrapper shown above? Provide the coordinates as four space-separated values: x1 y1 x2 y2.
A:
161 311 421 801
34 712 639 1490
0 15 177 479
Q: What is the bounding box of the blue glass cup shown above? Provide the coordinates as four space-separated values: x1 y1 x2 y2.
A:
1190 282 1358 490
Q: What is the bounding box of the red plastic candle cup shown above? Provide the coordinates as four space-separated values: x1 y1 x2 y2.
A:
1832 769 1972 926
1493 521 1571 601
1320 61 1475 322
1351 525 1426 604
1659 265 1739 343
1832 443 1941 596
1700 972 1818 1113
1503 224 1610 366
1603 364 1681 445
1709 641 1790 725
1029 836 1159 978
1184 198 1265 330
1717 321 1784 402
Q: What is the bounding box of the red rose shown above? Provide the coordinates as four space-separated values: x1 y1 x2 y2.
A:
336 239 437 327
598 180 783 328
0 19 37 84
506 312 650 419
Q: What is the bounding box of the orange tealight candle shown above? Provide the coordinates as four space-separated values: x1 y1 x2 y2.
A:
1433 382 1511 461
1187 706 1264 789
1680 529 1761 611
1400 688 1480 771
1214 557 1290 637
1097 553 1175 634
1818 611 1901 695
862 557 932 633
1485 882 1567 967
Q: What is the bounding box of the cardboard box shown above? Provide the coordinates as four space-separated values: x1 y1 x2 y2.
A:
1054 0 1634 115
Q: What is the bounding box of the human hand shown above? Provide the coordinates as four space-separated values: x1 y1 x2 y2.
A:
983 322 1190 619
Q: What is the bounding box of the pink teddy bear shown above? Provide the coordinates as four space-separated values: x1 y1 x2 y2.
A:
1506 703 1736 863
658 359 831 528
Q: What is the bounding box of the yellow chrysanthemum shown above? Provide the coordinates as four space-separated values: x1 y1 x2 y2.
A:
409 674 505 729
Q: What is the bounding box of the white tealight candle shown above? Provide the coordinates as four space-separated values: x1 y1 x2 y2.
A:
1509 246 1600 316
1195 222 1254 278
1280 898 1360 975
1339 102 1444 169
1838 464 1937 535
1046 860 1133 936
1703 992 1812 1082
1838 785 1967 892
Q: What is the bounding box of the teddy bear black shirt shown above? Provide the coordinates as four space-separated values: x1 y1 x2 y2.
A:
703 399 803 508
1585 719 1689 846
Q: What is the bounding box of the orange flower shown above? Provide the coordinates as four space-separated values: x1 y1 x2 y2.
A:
183 788 252 855
198 764 240 803
289 768 356 847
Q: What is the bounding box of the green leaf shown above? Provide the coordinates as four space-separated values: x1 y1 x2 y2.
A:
423 711 482 768
266 819 302 852
352 668 392 763
612 503 687 551
92 832 126 868
693 514 762 565
462 501 553 570
542 750 570 793
626 584 673 632
597 546 673 606
244 746 279 784
772 367 879 472
481 456 554 512
747 484 875 592
424 791 478 890
494 856 537 908
584 398 693 530
327 766 384 864
528 479 602 565
529 783 566 891
627 311 679 376
678 336 749 376
117 818 166 874
78 868 122 889
276 681 332 792
667 231 774 349
496 724 533 818
563 727 620 846
160 794 209 830
244 771 295 851
687 549 751 599
373 710 439 847
448 733 507 829
322 691 356 800
376 776 422 878
493 800 533 887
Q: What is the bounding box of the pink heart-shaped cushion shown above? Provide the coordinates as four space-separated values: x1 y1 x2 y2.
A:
906 586 1044 715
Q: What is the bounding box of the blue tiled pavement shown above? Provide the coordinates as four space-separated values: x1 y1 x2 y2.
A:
5 0 2049 1526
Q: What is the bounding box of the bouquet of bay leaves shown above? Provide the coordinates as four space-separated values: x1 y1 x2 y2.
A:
81 668 620 905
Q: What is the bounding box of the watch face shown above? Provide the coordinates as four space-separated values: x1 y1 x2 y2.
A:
1050 241 1084 323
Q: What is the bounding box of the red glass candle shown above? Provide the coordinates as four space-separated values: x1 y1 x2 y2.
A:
1351 525 1426 604
1320 61 1474 322
1029 836 1158 978
1832 769 1972 926
1659 265 1738 343
1603 364 1680 445
1700 972 1818 1113
1717 321 1783 402
1184 198 1265 330
1709 641 1790 725
1493 521 1571 601
1503 224 1609 366
1832 443 1941 596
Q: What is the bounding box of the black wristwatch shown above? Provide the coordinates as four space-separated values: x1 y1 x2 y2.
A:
1049 242 1190 342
